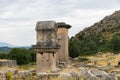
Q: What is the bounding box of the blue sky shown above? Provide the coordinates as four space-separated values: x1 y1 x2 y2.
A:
0 0 120 46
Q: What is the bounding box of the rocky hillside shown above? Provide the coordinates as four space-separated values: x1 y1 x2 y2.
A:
76 10 120 40
69 10 120 57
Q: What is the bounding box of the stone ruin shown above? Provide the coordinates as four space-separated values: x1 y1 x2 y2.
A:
0 59 17 67
57 22 71 62
32 21 71 73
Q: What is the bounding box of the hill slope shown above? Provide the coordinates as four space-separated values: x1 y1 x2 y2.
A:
76 10 120 40
69 10 120 57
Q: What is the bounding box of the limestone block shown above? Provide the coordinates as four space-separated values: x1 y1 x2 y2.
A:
0 71 6 78
57 73 72 80
91 69 115 80
69 70 80 80
0 60 17 67
37 72 48 80
78 67 100 80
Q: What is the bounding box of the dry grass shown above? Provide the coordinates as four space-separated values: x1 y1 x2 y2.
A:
0 53 119 80
87 53 120 65
86 53 120 72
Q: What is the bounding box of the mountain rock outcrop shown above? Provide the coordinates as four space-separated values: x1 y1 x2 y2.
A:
69 10 120 57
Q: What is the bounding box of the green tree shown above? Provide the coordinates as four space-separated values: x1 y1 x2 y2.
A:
81 40 98 55
98 39 111 52
69 40 80 58
8 48 31 65
28 48 36 62
0 53 8 59
110 34 120 53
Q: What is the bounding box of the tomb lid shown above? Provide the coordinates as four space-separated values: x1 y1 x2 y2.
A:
57 22 71 29
36 21 57 31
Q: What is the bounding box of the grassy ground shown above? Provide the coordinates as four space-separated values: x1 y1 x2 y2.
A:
86 53 120 72
0 53 119 73
0 53 119 80
18 62 36 70
87 53 120 66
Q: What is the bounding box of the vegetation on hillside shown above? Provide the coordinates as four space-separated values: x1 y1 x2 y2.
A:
69 10 120 58
0 47 11 53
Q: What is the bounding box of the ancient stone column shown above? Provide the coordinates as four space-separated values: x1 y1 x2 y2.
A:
57 22 71 62
32 21 60 73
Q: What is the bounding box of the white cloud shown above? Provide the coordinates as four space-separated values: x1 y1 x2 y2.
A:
0 25 35 46
0 11 14 19
0 0 120 46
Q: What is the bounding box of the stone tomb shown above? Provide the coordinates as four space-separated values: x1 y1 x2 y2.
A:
57 22 71 62
32 21 71 73
32 21 60 73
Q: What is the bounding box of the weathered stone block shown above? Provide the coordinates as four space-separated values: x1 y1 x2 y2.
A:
0 60 17 67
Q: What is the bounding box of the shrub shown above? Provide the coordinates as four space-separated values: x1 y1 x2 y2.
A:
78 56 89 62
6 72 12 80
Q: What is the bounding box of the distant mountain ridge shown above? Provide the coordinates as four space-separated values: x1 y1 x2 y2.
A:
0 42 31 47
0 42 14 47
0 42 31 52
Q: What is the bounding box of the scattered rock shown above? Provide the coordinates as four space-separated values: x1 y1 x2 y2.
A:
79 67 100 80
111 70 120 75
18 70 32 78
48 73 59 77
0 71 6 78
57 73 72 80
37 72 48 80
73 57 79 61
91 69 116 80
69 70 80 80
